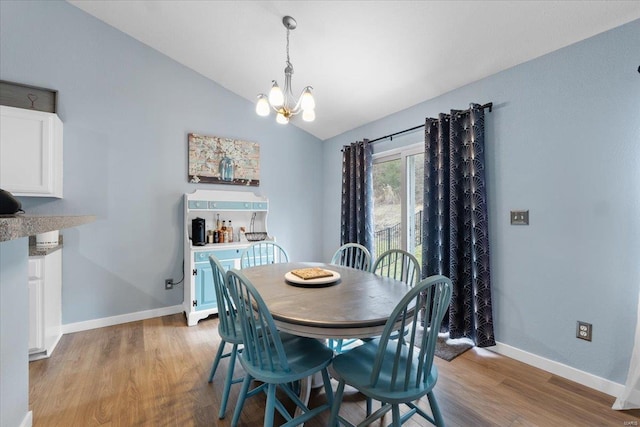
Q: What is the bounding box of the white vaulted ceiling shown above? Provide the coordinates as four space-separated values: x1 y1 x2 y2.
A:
67 1 640 140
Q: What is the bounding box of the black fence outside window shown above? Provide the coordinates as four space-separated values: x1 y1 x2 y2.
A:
374 210 422 253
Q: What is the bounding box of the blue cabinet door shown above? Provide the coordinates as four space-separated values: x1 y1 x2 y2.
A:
193 248 242 312
194 262 217 312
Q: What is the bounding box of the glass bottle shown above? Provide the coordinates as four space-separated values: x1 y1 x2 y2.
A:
227 220 234 242
216 214 221 231
221 220 227 243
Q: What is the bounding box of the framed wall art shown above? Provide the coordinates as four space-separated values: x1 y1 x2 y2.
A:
188 133 260 186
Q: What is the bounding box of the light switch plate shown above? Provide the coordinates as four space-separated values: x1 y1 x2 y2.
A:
510 210 529 225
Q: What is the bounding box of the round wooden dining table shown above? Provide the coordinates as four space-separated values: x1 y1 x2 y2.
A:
239 261 412 340
238 261 414 419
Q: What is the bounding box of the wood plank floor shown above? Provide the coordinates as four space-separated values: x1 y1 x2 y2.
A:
30 313 640 426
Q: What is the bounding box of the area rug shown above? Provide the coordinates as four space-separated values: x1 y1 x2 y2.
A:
413 327 474 361
342 331 474 361
434 332 474 361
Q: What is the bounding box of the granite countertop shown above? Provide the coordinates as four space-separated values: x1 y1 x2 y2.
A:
0 215 96 242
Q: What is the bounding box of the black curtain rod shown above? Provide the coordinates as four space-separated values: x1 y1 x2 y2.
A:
368 102 493 144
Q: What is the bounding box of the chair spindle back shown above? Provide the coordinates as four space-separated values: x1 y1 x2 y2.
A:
370 275 452 391
330 243 371 271
240 242 289 268
372 248 420 287
209 255 240 340
226 269 290 374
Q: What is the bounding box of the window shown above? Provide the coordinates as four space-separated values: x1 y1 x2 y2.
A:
372 143 424 263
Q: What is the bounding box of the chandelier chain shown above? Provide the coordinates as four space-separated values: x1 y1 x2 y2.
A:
286 27 290 66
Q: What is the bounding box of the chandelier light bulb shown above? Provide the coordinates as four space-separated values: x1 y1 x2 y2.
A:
276 112 289 124
300 87 315 110
302 108 315 122
268 81 284 108
256 95 270 116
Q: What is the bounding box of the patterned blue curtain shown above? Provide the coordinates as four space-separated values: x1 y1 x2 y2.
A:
422 103 495 347
340 139 374 256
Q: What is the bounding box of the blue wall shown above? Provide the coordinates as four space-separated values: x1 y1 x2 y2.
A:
323 19 640 384
0 1 324 324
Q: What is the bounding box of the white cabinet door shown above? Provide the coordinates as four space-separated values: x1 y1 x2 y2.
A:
0 105 63 197
28 250 62 360
28 277 44 352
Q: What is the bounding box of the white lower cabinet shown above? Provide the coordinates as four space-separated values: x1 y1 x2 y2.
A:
186 246 246 326
28 250 62 360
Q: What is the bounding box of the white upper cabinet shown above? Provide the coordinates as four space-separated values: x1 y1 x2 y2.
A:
0 105 63 198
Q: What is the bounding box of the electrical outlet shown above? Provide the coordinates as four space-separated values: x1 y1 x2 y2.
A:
576 321 592 341
165 279 174 290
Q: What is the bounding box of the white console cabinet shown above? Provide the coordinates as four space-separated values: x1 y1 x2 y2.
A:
184 189 270 326
28 249 62 360
0 105 63 197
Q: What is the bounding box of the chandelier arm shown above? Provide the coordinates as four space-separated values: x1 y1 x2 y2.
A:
289 86 310 114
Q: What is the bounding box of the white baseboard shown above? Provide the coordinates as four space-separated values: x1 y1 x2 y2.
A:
61 305 184 334
492 341 625 398
20 411 32 427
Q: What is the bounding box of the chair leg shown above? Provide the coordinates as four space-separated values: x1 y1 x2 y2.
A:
321 368 334 406
264 383 277 427
328 380 345 427
391 404 401 427
427 391 445 426
208 340 227 382
366 397 372 416
231 374 252 427
218 343 238 419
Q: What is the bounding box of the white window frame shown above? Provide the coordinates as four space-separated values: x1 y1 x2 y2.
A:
373 142 423 253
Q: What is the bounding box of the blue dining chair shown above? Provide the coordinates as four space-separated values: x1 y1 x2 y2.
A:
328 242 372 353
369 248 422 403
330 243 371 272
240 241 289 268
328 275 453 427
226 269 335 427
372 248 420 287
207 255 244 419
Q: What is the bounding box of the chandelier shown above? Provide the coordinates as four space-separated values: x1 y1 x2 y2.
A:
255 16 315 124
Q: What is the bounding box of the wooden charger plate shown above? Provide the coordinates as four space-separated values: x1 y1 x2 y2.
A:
284 269 341 287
